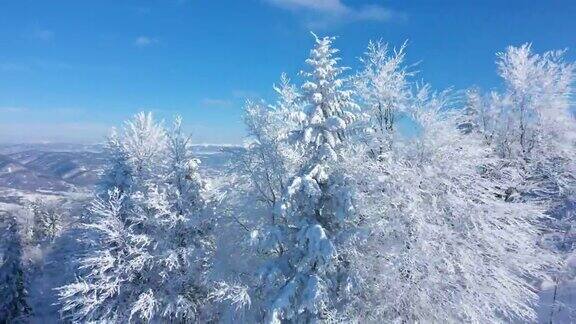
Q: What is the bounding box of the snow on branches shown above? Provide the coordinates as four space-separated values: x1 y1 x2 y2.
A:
54 35 575 324
344 88 554 322
252 33 358 323
57 113 218 322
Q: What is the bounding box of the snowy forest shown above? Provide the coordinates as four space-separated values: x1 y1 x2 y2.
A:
1 34 575 323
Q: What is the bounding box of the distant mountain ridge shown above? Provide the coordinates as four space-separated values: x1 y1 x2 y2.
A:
0 143 238 192
0 152 76 192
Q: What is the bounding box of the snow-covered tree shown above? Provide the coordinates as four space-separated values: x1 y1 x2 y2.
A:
491 43 575 246
237 74 305 208
355 40 411 153
456 87 482 134
297 34 358 160
272 73 307 138
100 128 132 195
494 44 575 160
57 189 145 321
0 213 31 322
344 87 554 322
218 75 306 322
455 87 504 146
120 112 167 191
255 33 358 323
29 198 65 242
165 117 206 215
58 113 218 322
491 44 576 320
236 101 292 210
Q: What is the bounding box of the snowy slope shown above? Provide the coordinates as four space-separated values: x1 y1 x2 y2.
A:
8 150 105 187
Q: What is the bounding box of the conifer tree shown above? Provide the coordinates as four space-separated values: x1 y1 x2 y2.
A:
58 113 216 322
258 34 358 323
0 214 31 322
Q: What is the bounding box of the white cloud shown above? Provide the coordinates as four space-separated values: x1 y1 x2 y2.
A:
353 5 396 22
134 36 158 47
267 0 348 14
264 0 403 28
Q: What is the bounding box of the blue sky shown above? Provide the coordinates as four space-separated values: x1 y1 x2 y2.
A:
0 0 574 144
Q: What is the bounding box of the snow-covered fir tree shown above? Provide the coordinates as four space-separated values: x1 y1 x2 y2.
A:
28 199 65 243
344 85 554 322
58 113 218 322
165 117 207 216
0 213 31 322
100 128 132 195
297 33 358 160
255 34 358 323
